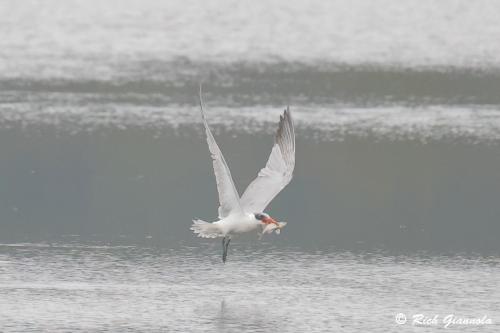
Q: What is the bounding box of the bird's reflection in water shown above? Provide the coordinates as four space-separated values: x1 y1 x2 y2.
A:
214 298 279 333
216 299 227 324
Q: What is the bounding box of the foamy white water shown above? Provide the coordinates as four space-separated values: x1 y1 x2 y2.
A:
1 0 500 79
1 100 500 143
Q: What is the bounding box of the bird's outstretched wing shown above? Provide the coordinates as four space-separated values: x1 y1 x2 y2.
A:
199 90 243 218
240 108 295 213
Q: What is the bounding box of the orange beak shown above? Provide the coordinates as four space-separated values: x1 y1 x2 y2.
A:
262 216 280 227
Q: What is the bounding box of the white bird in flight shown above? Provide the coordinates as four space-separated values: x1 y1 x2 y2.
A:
191 92 295 263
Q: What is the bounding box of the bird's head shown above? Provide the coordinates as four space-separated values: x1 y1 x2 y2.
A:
254 212 280 227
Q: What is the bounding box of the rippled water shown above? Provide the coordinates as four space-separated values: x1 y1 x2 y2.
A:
0 243 498 333
1 0 500 332
2 0 500 76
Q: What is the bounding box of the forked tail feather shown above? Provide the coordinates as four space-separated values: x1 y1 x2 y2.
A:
190 219 222 238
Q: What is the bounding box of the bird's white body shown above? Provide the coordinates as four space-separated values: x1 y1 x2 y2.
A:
192 212 261 238
191 90 295 261
215 213 261 235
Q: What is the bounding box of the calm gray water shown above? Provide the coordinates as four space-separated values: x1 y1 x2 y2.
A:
1 0 500 332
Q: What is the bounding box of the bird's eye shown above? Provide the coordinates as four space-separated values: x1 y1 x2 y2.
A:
254 213 263 220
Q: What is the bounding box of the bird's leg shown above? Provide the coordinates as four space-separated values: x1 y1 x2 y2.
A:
222 236 231 263
224 237 231 262
221 236 226 262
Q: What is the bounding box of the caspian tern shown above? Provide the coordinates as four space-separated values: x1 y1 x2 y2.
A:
191 92 295 263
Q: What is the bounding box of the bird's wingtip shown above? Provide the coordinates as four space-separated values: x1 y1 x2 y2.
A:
283 106 292 120
198 83 208 122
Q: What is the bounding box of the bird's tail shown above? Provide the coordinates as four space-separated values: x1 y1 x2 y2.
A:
190 219 221 238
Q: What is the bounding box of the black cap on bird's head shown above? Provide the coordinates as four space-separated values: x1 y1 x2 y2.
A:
254 213 269 221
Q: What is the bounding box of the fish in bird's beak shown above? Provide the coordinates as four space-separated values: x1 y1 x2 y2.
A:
260 217 287 236
262 216 279 227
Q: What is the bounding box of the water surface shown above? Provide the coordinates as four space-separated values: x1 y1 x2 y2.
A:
0 243 498 332
1 0 500 332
